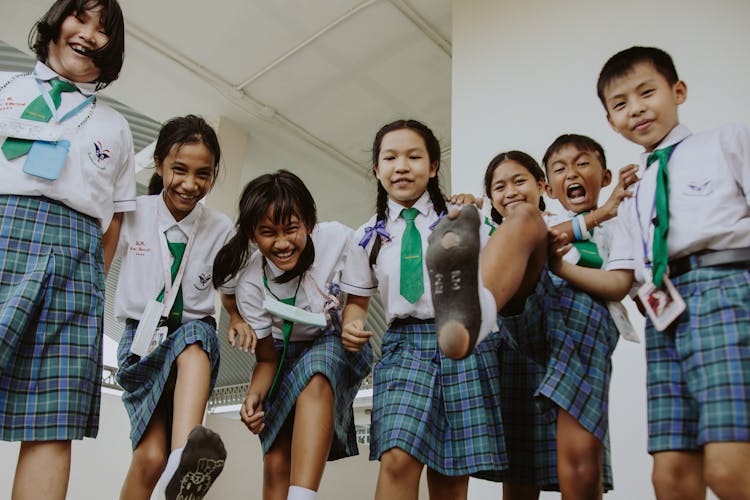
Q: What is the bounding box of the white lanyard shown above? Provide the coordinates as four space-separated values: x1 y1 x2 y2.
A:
157 200 203 315
33 77 94 124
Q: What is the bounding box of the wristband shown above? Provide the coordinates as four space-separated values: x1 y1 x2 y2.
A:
577 214 591 240
572 215 583 241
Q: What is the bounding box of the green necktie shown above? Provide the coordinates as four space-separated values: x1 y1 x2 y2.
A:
400 207 424 303
647 144 677 288
156 239 186 331
2 78 78 160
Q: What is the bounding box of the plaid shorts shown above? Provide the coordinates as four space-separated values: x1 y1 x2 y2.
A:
647 266 750 453
371 320 507 477
116 317 220 449
0 195 104 441
260 329 373 461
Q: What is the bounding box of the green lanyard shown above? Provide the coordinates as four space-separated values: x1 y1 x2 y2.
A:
263 261 302 399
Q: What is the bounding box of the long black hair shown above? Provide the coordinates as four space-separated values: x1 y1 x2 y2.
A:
483 150 546 225
213 170 317 287
29 0 125 87
149 114 221 195
368 119 447 267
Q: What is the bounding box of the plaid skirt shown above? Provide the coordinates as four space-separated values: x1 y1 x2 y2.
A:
260 329 373 460
498 272 615 490
0 195 104 441
371 320 507 477
646 267 750 453
116 317 220 449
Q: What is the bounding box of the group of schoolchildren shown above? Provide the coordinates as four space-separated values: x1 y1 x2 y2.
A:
0 1 748 500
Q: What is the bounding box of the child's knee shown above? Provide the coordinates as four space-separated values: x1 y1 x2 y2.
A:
558 454 601 491
379 448 422 482
132 445 167 483
263 448 291 483
704 456 750 497
300 374 333 400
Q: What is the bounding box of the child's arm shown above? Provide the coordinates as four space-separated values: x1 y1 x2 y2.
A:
102 212 123 274
549 230 634 301
341 294 372 353
220 293 257 353
551 164 639 240
240 336 278 434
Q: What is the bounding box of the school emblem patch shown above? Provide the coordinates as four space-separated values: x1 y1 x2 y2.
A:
194 272 212 291
88 140 111 169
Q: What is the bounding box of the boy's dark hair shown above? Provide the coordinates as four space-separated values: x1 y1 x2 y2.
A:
369 119 447 267
596 46 679 109
542 134 608 173
213 170 317 288
153 115 221 192
29 0 125 87
483 150 546 225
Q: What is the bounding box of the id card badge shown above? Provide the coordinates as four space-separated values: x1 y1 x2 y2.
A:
148 326 168 354
131 300 164 357
22 140 70 180
636 276 686 332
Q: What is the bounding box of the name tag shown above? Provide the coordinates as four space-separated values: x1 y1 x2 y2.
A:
131 300 165 357
263 296 328 328
636 276 686 332
0 116 65 142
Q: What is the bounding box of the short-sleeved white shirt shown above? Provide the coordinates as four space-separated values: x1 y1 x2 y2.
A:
235 221 353 342
114 194 235 323
0 62 136 228
618 123 750 283
340 192 492 325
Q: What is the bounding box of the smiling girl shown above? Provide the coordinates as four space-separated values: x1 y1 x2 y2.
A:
212 169 372 500
0 1 134 498
114 115 244 500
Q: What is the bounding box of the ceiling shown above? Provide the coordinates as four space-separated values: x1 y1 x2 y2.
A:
0 0 453 178
1 0 449 400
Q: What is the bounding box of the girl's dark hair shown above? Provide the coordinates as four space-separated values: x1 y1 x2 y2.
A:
213 170 317 288
542 134 607 172
368 119 447 267
483 150 546 225
153 114 221 193
29 0 125 87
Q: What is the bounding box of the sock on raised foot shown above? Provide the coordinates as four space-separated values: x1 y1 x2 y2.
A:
157 447 184 494
288 485 317 500
164 425 227 500
426 205 483 360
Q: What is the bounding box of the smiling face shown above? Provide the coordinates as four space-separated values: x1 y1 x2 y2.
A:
545 144 611 213
252 206 310 272
603 61 687 152
374 128 438 208
46 5 108 83
489 160 546 218
157 142 215 221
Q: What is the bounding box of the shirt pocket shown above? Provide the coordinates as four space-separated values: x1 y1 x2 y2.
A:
681 177 713 196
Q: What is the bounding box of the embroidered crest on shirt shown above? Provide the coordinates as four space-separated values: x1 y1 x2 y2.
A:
88 140 111 169
194 272 212 291
683 178 713 196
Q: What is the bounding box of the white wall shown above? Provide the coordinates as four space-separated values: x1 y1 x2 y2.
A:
452 0 750 498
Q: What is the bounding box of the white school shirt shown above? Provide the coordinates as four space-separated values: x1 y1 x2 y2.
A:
340 192 492 325
545 211 639 341
114 194 236 323
235 221 353 342
0 62 136 228
622 123 750 280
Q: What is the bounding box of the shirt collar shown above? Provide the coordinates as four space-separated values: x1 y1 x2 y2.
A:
157 192 202 234
33 61 98 96
641 124 692 166
386 191 432 221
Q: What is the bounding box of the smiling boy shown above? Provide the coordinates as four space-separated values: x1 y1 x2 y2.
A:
598 46 750 500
